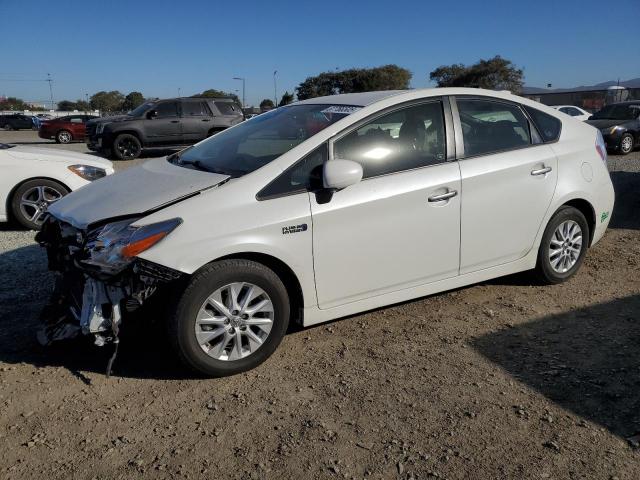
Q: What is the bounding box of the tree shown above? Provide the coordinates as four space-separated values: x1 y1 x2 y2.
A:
296 65 412 100
121 91 144 111
259 99 275 112
57 100 77 111
75 100 91 112
278 91 294 106
197 89 241 105
0 97 31 111
90 90 125 113
429 56 524 93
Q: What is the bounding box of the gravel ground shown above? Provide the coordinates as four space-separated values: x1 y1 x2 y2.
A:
1 131 639 479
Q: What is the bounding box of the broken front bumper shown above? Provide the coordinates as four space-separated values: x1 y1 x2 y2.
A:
36 216 182 348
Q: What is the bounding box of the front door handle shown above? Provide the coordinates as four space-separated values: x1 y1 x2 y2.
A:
170 120 180 123
201 118 211 122
428 190 458 202
531 166 552 176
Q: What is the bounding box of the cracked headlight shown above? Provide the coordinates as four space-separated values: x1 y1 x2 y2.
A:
68 164 107 181
82 217 182 274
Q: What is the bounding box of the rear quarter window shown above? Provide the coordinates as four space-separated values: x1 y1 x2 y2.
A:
524 106 562 143
215 101 241 115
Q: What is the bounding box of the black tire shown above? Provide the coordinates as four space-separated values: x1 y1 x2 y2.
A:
3 123 13 131
535 206 589 284
619 133 634 155
112 133 142 160
168 259 290 377
56 129 72 144
11 178 69 230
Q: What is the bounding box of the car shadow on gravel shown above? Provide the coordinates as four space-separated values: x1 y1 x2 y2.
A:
473 294 640 440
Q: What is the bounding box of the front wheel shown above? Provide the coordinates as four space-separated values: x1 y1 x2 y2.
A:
112 133 142 160
168 259 290 377
11 178 69 230
3 124 13 131
619 133 634 155
535 206 589 284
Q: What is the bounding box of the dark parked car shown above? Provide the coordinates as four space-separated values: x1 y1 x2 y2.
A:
0 114 35 131
86 97 244 159
586 101 640 155
38 115 98 144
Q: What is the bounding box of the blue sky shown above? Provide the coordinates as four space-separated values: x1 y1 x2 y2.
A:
1 0 638 107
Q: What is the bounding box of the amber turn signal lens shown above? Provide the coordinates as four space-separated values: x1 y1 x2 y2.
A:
121 232 167 258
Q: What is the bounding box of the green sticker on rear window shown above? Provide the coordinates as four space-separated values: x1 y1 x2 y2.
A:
601 211 609 223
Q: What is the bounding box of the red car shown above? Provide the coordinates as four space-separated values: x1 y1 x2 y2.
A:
38 114 98 144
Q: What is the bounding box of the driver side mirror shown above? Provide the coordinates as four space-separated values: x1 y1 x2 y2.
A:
323 159 363 191
147 110 158 119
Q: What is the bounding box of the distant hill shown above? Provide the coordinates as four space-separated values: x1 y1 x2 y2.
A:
522 78 640 95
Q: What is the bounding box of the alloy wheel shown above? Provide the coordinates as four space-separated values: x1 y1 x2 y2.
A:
548 220 583 273
58 131 72 143
116 138 140 159
19 185 64 226
194 282 274 361
621 135 633 154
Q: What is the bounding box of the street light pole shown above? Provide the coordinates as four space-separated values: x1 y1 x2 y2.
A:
46 73 54 110
273 70 278 106
233 77 245 108
85 93 89 114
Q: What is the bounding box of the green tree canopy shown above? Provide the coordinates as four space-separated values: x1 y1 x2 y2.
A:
259 99 275 112
0 97 32 111
429 56 524 93
75 100 91 111
90 90 125 113
296 65 412 100
278 91 294 106
197 89 241 105
57 100 77 111
122 91 145 111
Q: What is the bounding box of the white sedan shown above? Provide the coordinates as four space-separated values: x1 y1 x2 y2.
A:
39 88 614 377
0 145 114 229
551 105 592 121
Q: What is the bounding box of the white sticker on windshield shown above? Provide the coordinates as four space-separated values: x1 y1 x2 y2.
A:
320 105 362 115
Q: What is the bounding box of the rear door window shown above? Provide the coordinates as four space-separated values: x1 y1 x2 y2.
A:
457 98 531 157
182 100 210 117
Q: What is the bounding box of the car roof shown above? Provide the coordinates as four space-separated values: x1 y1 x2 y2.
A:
292 87 544 108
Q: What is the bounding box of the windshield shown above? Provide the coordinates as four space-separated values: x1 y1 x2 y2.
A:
591 104 640 121
128 101 155 117
171 104 360 177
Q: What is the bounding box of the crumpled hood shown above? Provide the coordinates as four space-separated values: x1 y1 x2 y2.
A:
48 158 229 229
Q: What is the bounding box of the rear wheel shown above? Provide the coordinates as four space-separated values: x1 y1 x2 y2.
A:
56 130 72 144
620 133 634 155
11 178 69 230
168 259 290 377
112 133 142 160
3 123 13 131
535 206 589 284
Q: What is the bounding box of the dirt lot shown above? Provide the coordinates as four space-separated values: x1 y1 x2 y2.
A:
1 131 639 479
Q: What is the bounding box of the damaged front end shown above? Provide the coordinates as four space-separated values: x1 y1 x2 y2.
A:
36 215 183 373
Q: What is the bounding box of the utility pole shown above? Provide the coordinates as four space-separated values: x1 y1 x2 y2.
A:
273 70 278 106
46 73 54 110
85 93 89 114
233 77 246 108
178 87 181 97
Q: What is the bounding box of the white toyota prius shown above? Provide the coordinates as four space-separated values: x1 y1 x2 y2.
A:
38 88 614 376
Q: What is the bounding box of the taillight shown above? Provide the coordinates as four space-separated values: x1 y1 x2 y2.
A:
595 130 607 164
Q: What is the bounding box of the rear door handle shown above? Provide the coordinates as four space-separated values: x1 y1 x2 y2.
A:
201 118 211 122
531 166 552 176
170 120 180 123
428 190 458 202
